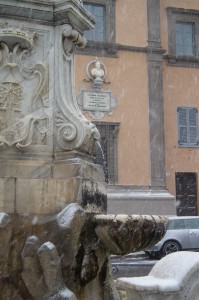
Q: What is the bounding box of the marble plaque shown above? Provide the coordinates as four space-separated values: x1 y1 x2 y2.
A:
82 90 111 112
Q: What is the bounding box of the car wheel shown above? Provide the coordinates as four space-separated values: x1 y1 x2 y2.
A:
162 240 181 256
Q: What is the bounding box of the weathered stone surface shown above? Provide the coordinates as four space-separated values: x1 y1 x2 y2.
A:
22 236 48 299
16 178 80 214
0 204 167 300
0 0 103 215
0 213 12 276
94 214 167 255
0 160 52 178
38 242 76 298
116 251 199 300
4 175 106 214
53 159 105 181
0 178 15 213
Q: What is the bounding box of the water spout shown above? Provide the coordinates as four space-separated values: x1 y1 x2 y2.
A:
95 140 109 183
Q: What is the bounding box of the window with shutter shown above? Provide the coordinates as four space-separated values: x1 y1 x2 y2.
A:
93 122 119 184
177 107 198 146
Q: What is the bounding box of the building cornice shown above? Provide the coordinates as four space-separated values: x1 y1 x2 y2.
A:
167 7 199 16
0 0 95 32
76 41 167 57
164 55 199 68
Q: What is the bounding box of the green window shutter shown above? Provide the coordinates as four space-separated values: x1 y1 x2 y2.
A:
189 108 198 144
177 107 198 146
178 107 188 144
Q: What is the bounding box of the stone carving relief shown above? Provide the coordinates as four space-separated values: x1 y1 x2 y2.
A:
55 24 100 154
0 23 100 154
0 23 49 150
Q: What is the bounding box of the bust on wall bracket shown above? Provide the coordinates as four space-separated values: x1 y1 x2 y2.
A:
78 58 117 120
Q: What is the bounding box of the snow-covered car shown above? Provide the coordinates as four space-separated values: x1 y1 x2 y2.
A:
145 216 199 259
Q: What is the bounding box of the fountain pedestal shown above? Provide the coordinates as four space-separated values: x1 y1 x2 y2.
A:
0 0 106 215
0 1 168 299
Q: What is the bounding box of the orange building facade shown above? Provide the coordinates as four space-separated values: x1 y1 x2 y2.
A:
75 0 199 216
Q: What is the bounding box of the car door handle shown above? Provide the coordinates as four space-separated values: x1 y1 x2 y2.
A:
190 232 197 235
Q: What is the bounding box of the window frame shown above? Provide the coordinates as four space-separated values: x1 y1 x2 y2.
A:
168 219 187 230
167 7 199 67
83 2 106 43
175 21 195 57
93 121 119 184
187 219 199 230
177 106 199 147
77 0 116 56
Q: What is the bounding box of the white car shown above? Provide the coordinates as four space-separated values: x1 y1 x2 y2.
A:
145 216 199 259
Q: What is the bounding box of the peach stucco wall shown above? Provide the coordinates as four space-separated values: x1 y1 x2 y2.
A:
160 0 199 199
163 64 199 196
75 51 150 186
75 0 199 192
116 0 147 47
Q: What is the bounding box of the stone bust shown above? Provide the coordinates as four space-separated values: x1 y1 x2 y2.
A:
91 61 104 79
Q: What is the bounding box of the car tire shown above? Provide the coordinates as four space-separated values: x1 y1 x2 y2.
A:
162 240 181 256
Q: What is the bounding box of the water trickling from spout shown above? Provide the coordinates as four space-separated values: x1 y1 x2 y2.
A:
95 140 108 183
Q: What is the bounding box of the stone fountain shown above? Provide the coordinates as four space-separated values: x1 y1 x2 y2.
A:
0 1 167 299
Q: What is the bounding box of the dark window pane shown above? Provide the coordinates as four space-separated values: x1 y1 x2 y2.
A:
84 3 105 42
176 22 194 56
187 219 199 229
168 219 187 230
94 5 103 16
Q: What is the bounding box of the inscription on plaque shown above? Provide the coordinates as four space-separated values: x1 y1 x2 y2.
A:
82 91 111 112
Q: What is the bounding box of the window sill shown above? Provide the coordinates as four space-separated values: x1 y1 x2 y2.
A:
178 144 199 148
165 55 199 68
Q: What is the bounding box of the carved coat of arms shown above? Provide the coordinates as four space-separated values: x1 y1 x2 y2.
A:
0 24 49 149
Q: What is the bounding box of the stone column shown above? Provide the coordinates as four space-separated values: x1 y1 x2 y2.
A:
0 0 107 215
147 0 166 188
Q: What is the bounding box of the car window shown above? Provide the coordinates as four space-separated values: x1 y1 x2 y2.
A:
168 219 187 230
187 219 199 229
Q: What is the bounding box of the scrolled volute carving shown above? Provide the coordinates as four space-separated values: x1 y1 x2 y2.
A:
63 25 87 56
56 112 77 148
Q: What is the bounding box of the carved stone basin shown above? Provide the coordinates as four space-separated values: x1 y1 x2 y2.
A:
0 205 168 300
94 214 168 255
